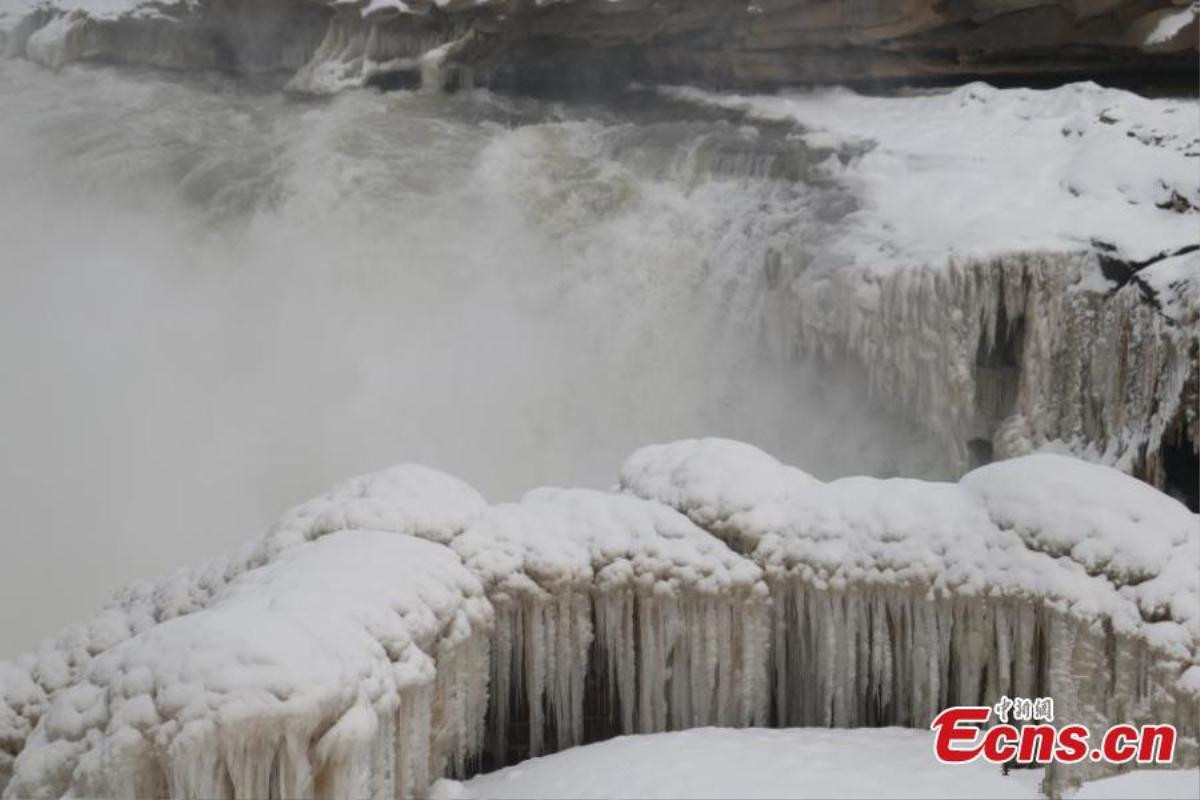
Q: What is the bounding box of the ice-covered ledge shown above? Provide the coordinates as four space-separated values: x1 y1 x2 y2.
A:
1 441 1197 798
664 82 1199 502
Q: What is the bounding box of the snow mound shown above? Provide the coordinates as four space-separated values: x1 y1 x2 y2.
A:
266 463 488 553
963 455 1200 634
618 438 818 532
6 532 492 799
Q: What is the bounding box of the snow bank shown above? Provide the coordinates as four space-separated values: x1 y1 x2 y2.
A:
444 727 1048 799
1072 767 1200 799
3 443 1198 797
447 727 1199 799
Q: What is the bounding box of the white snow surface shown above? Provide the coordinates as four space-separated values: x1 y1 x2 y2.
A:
1071 767 1200 799
617 439 819 532
664 82 1199 266
443 727 1048 799
1142 249 1200 326
444 728 1199 799
457 488 766 597
266 463 489 552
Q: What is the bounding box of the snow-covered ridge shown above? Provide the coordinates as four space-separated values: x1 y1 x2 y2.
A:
622 441 1198 653
2 441 1197 797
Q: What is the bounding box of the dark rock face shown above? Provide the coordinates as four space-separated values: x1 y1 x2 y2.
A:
7 0 1198 92
462 0 1199 94
5 0 329 74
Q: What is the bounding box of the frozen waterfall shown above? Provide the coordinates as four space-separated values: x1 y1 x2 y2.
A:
1 441 1197 798
0 27 1197 800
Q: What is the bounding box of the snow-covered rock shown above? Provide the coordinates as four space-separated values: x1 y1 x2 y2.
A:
622 439 1199 759
664 84 1198 499
458 489 770 759
664 82 1198 265
2 442 1197 797
6 533 492 800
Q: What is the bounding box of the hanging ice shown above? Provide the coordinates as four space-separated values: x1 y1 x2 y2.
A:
3 442 1198 798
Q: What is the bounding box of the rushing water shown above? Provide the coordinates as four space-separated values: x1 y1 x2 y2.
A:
0 62 943 655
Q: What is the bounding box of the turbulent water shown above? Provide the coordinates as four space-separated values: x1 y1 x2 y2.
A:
0 63 947 656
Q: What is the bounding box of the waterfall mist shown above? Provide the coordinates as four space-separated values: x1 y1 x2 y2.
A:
0 62 944 656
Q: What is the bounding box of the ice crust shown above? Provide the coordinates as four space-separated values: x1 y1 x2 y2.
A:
3 441 1197 797
664 82 1199 265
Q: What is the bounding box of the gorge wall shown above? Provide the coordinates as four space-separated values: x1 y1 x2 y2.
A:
2 0 1197 93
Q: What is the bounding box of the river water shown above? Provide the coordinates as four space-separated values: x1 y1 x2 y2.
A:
0 62 941 653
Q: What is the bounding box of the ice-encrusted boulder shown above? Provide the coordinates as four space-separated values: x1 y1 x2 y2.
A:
6 534 492 800
0 464 490 798
2 440 1197 797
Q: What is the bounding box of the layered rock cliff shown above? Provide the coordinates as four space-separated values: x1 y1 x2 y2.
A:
3 0 1197 93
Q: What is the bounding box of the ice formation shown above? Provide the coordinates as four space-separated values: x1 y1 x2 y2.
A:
765 250 1198 499
622 440 1200 757
0 465 490 799
680 82 1200 500
452 490 770 762
2 441 1197 797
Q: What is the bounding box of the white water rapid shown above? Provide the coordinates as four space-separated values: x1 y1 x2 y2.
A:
0 63 944 656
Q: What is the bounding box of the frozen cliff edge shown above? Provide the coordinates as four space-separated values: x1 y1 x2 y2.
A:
2 0 1198 92
2 441 1198 797
672 81 1199 505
